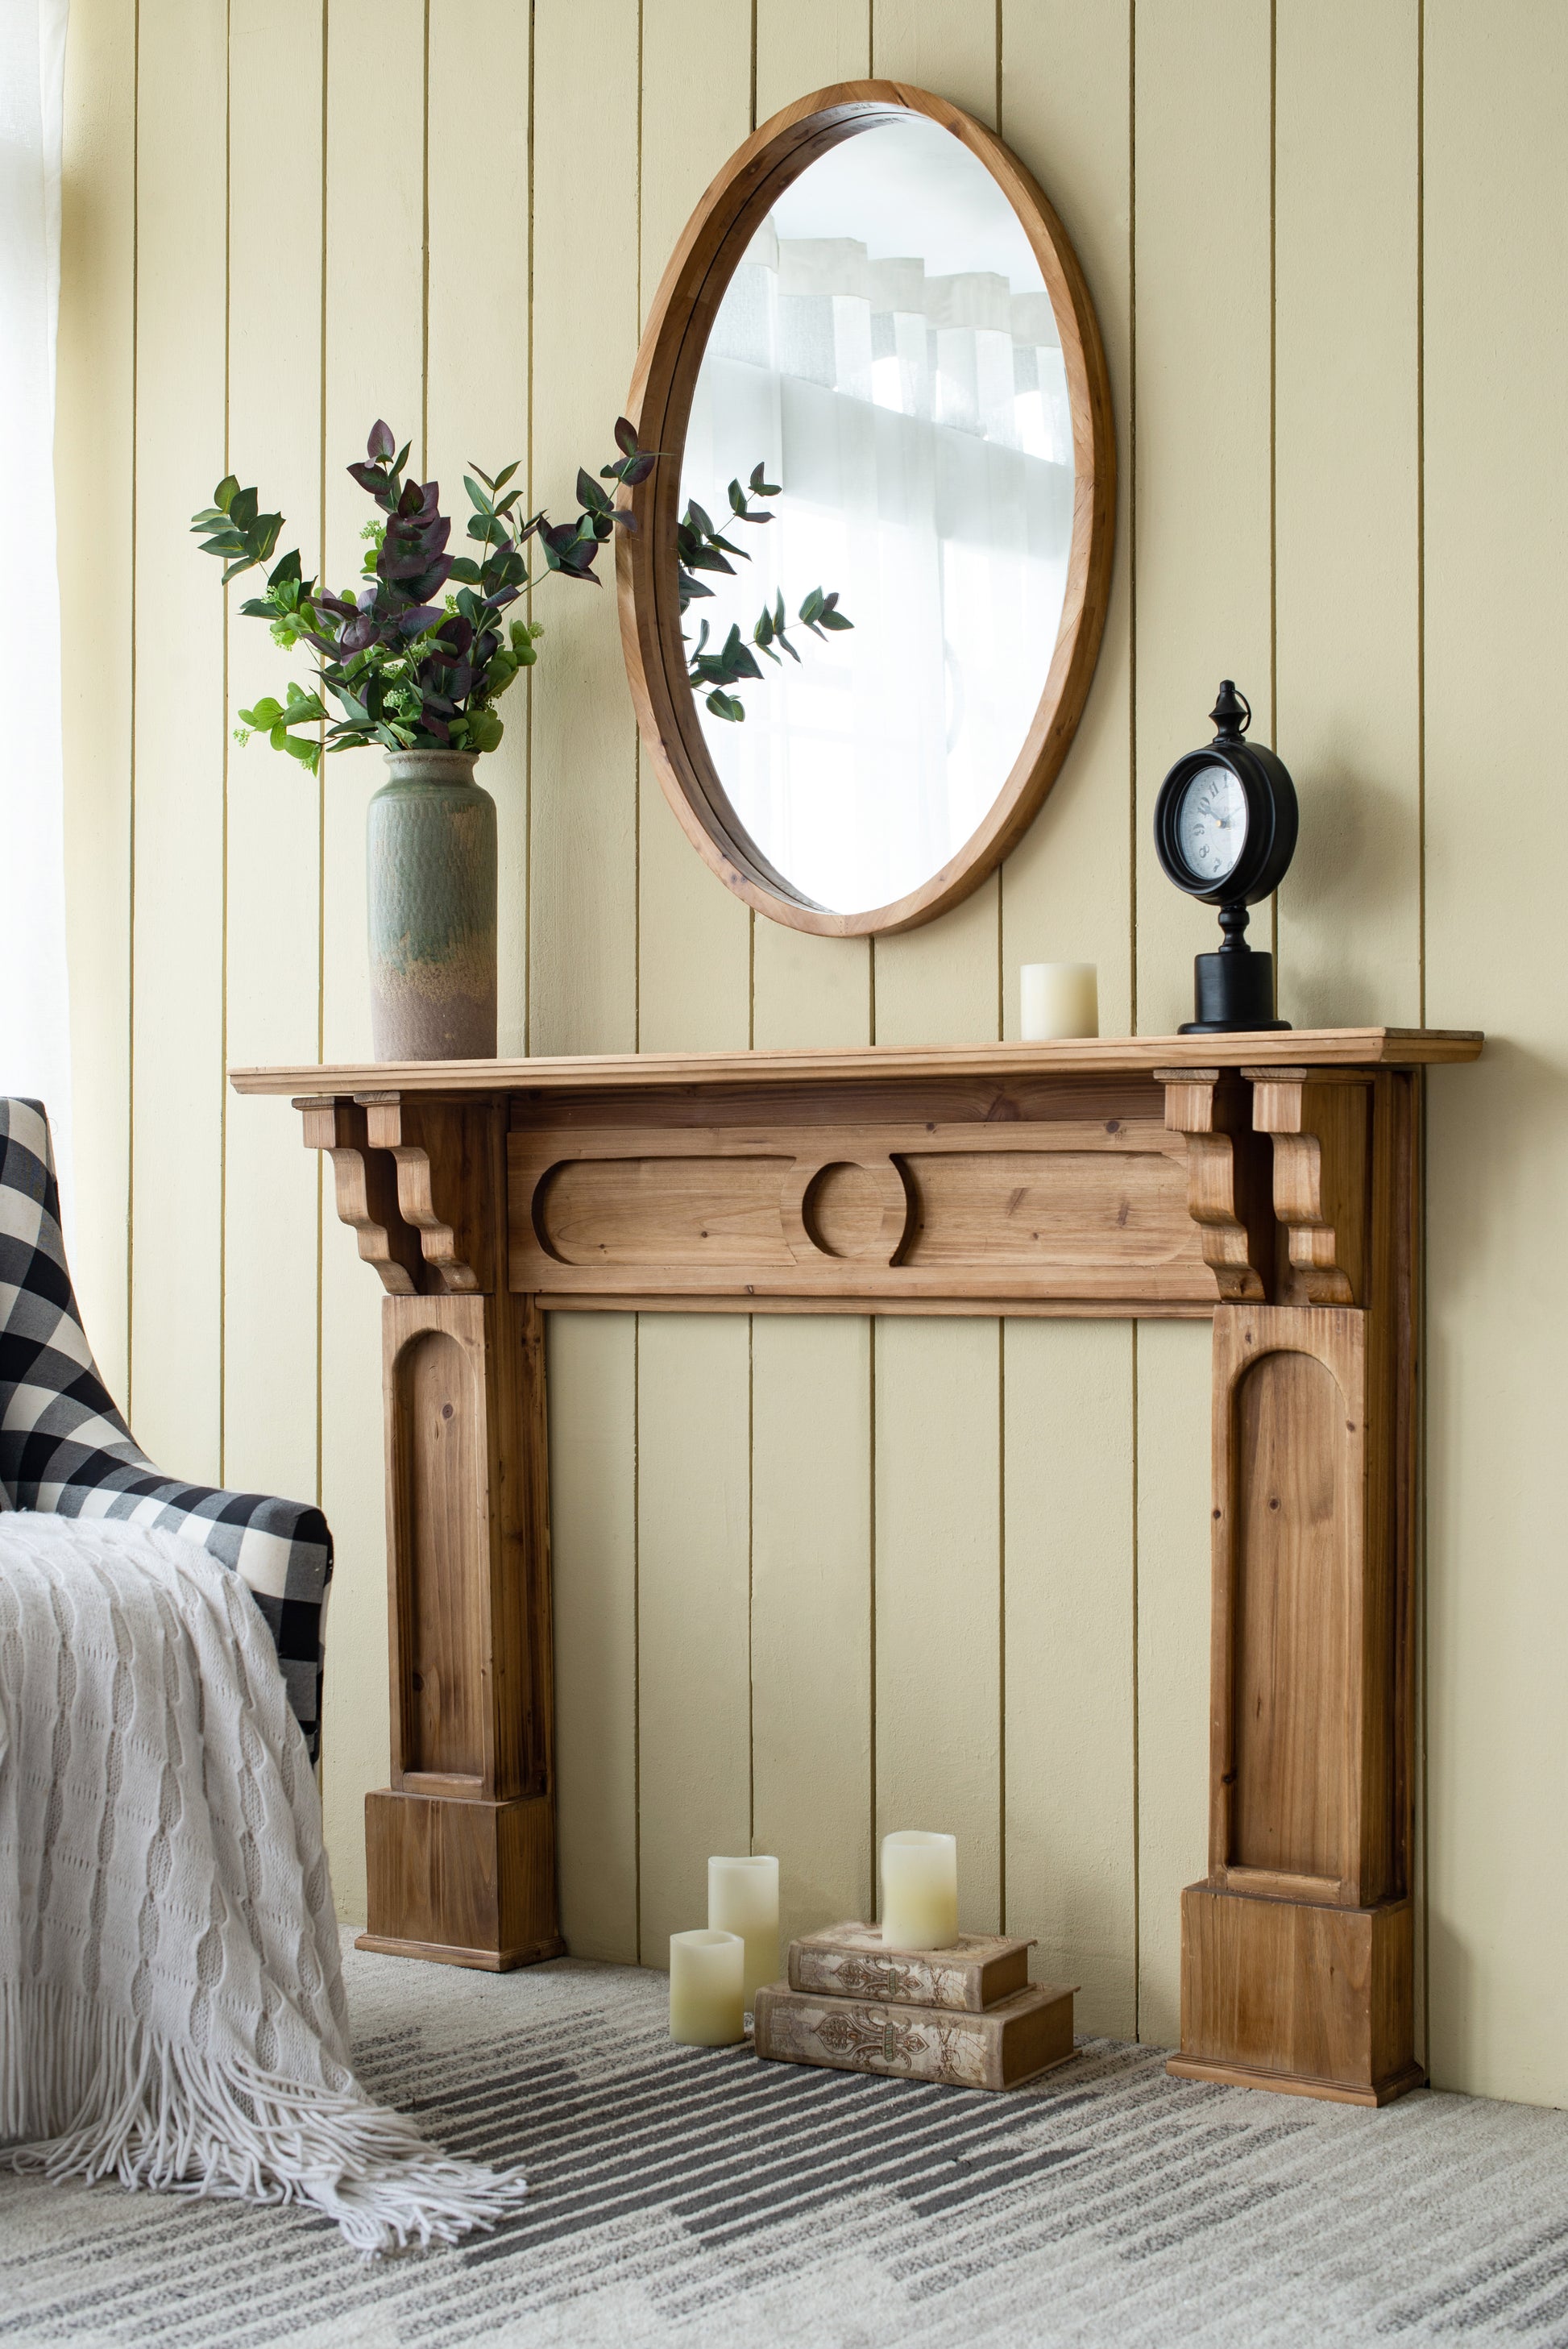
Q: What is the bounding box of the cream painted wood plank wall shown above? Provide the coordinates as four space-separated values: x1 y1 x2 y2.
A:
55 0 1566 2106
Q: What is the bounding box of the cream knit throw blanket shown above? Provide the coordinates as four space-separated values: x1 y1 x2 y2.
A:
0 1512 526 2253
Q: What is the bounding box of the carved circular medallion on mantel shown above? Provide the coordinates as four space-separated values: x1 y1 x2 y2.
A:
785 1157 913 1265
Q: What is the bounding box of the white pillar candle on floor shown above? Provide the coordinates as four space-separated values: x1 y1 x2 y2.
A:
1020 962 1099 1040
881 1830 960 1950
707 1854 780 2005
669 1928 746 2046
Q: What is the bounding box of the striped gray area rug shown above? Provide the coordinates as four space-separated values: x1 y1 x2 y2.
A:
4 1934 1568 2347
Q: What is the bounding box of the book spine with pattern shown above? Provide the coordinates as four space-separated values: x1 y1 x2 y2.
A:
754 1982 1073 2091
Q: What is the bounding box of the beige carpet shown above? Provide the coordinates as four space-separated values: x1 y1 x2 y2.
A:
3 1932 1568 2347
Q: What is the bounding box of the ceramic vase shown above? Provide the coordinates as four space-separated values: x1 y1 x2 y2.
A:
367 748 497 1060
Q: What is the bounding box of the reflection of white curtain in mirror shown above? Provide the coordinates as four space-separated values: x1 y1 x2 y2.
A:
682 217 1074 917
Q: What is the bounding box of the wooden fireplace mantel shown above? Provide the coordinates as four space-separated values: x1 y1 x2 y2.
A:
233 1025 1480 2106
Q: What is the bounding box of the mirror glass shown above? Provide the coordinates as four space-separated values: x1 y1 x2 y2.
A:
680 115 1075 918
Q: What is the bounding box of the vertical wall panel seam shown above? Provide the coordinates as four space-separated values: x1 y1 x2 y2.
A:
747 1312 755 1851
868 1317 878 1907
1127 0 1139 2037
126 0 141 1420
1418 1072 1429 2071
1267 0 1279 990
1416 0 1429 2065
218 0 233 1484
997 1319 1006 1932
634 0 644 1056
994 0 1002 133
1126 0 1138 1042
524 0 536 1058
746 0 757 1867
420 0 430 477
1130 1320 1140 2037
992 0 1006 1948
633 1314 642 1964
315 0 330 1510
1000 14 1009 1066
1416 0 1426 1024
633 0 645 1966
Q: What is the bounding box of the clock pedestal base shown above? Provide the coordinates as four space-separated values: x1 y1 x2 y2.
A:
1180 941 1288 1035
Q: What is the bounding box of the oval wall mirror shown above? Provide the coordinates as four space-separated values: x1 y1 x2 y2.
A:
620 82 1114 937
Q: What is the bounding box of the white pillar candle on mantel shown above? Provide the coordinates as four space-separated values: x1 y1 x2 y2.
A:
880 1830 960 1950
1021 961 1099 1040
707 1854 780 2005
669 1928 746 2046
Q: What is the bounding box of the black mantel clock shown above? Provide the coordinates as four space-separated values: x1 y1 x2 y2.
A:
1153 680 1298 1034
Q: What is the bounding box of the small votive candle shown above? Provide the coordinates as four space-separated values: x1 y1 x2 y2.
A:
707 1854 780 2007
669 1928 746 2046
1021 961 1099 1040
881 1830 960 1950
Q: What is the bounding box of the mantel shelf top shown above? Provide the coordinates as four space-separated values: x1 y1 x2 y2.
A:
231 1026 1482 1099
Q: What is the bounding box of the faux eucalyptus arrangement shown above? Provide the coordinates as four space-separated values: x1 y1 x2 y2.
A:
190 418 655 771
189 417 849 1064
191 421 850 759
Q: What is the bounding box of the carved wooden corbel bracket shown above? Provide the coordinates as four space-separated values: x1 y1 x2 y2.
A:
357 1095 490 1294
294 1096 421 1293
1245 1069 1371 1307
294 1092 495 1295
1156 1069 1273 1302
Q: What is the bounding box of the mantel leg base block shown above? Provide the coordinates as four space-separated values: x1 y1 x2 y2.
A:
1165 2054 1426 2107
360 1787 564 1972
1172 1882 1420 2106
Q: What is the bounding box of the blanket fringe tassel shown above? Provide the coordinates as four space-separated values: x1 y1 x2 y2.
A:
0 1977 527 2256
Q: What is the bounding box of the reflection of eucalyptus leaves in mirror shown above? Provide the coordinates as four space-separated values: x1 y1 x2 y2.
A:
675 463 853 723
189 415 659 772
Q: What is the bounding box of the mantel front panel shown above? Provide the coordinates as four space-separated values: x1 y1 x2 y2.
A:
507 1077 1215 1314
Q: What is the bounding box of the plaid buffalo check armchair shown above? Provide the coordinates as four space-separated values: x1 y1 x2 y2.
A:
0 1097 331 1759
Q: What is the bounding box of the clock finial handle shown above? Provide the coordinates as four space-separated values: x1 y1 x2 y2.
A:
1210 679 1251 738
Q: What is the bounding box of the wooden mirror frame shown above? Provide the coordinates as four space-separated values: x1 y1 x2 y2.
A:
617 81 1116 939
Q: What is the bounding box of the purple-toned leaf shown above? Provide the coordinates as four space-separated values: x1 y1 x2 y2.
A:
367 419 396 462
614 415 638 455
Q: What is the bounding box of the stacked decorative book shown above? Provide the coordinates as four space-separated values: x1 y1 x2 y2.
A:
754 1922 1076 2092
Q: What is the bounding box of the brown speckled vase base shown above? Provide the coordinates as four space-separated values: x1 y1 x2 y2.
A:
367 749 498 1061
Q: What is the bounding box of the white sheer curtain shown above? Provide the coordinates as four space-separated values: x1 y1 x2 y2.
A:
0 0 72 1201
683 215 1073 915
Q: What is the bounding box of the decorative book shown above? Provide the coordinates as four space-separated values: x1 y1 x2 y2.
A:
754 1979 1075 2093
787 1920 1035 2014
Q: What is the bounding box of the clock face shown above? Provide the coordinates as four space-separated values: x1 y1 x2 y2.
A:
1176 763 1248 886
